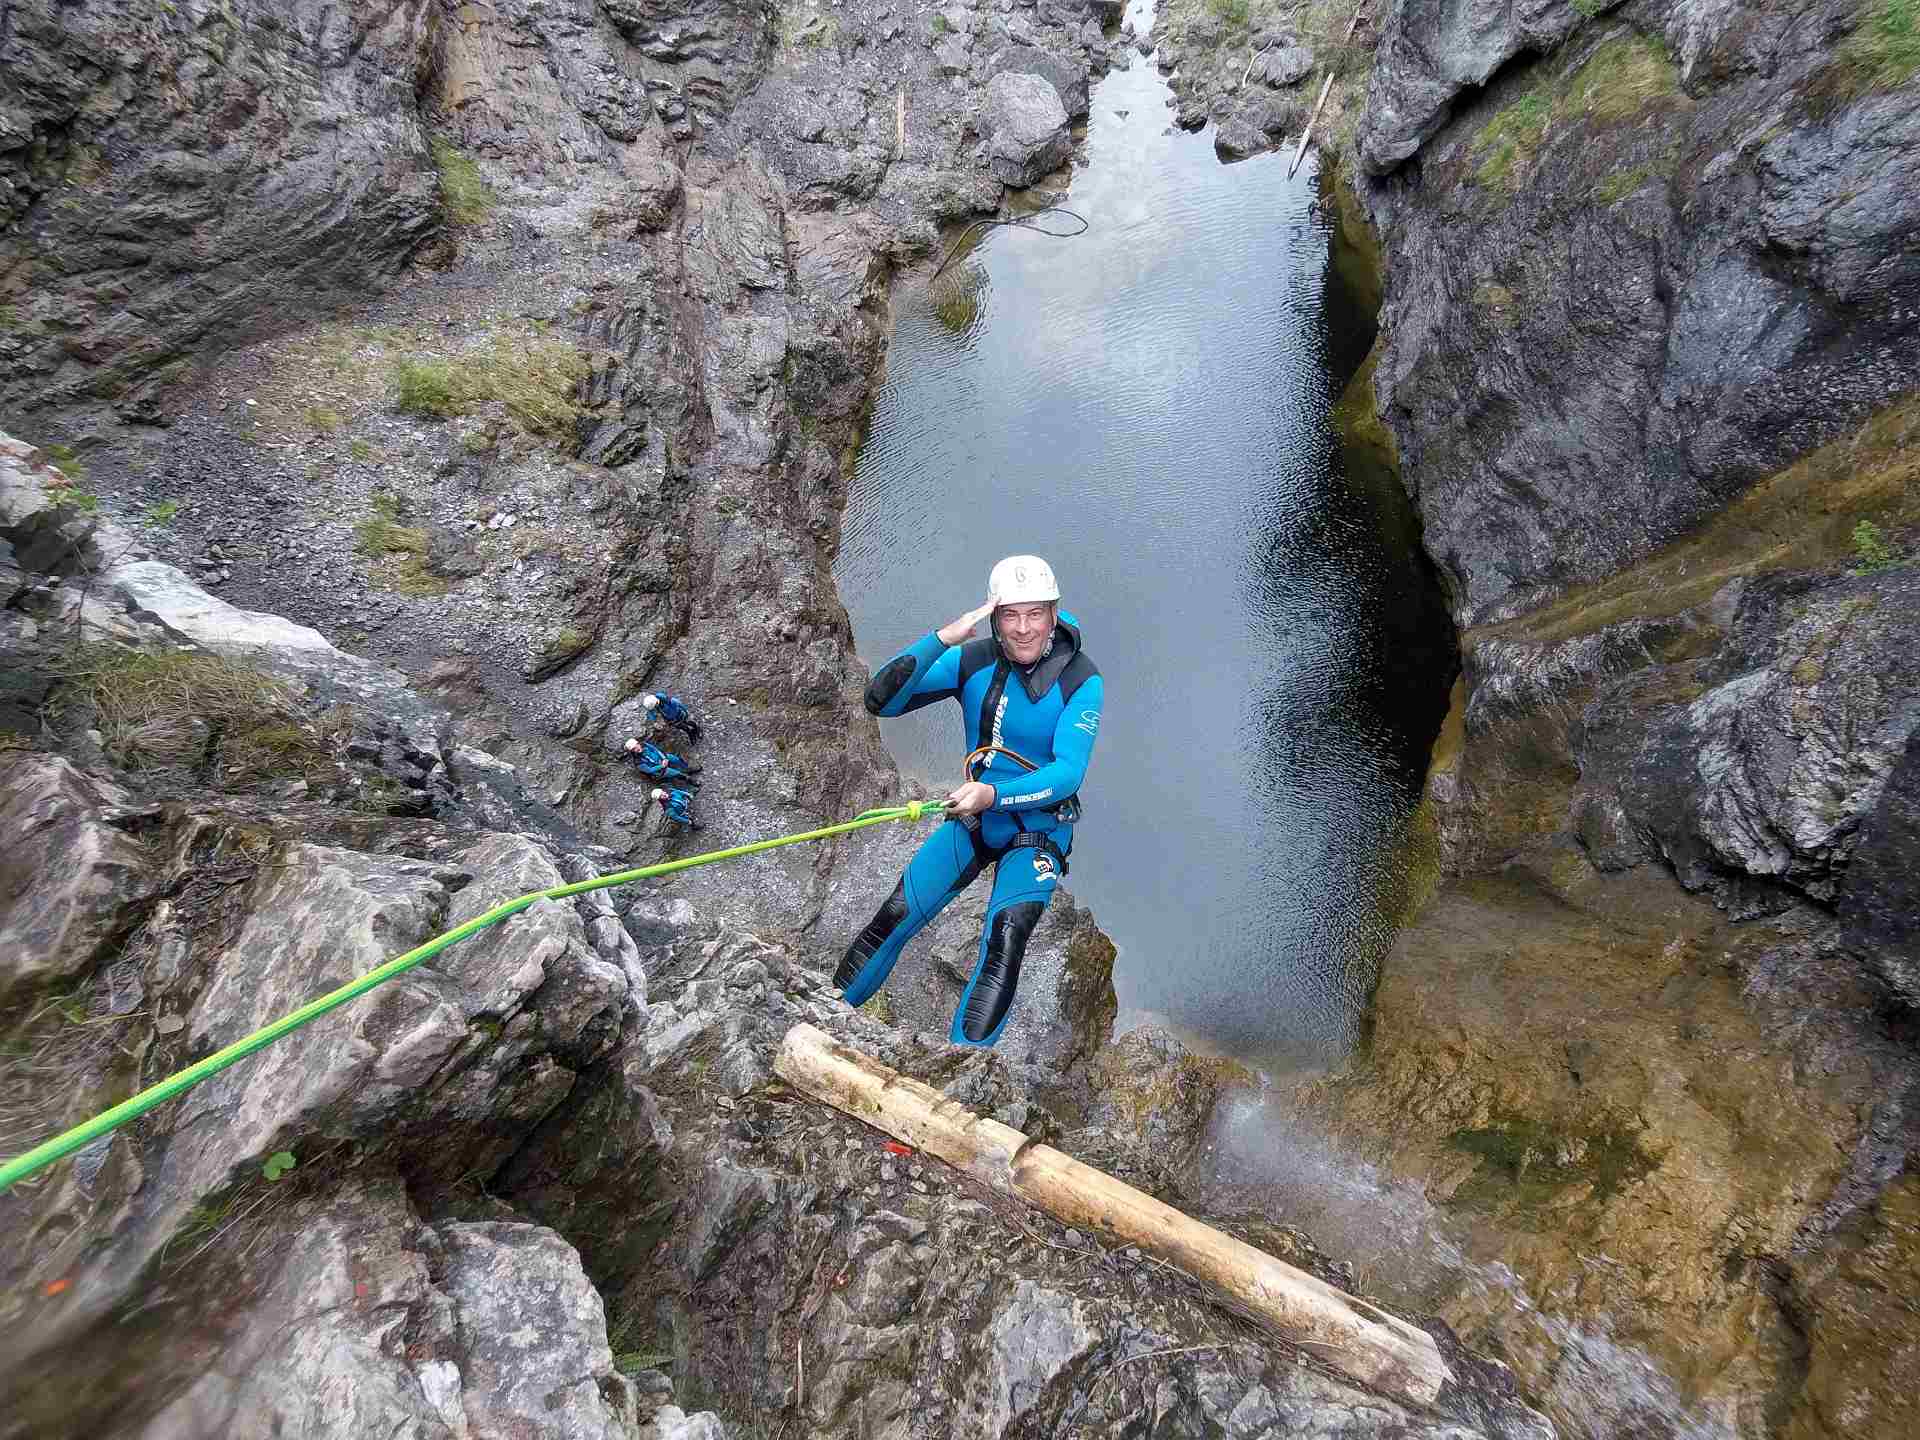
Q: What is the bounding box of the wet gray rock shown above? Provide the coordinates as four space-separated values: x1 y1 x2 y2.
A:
1360 14 1920 624
1358 0 1579 175
984 42 1094 119
1578 570 1920 917
1253 44 1315 88
984 72 1075 187
1842 730 1920 1010
133 1173 644 1440
437 1221 640 1439
0 754 159 1005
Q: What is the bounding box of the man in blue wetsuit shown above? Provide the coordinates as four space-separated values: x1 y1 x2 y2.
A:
836 554 1104 1048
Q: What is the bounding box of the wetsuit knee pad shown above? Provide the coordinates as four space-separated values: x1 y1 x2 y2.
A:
953 899 1045 1047
836 880 912 1004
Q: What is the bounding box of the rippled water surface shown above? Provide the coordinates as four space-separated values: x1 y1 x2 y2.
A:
834 41 1453 1064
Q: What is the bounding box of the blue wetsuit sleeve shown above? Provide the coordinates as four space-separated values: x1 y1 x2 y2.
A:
994 674 1104 811
866 632 963 717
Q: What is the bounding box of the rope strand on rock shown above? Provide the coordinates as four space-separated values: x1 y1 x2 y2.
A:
0 799 949 1195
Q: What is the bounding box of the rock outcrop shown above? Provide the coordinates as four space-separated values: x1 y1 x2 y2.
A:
1355 2 1920 627
0 0 441 422
1302 0 1920 1434
984 71 1075 186
0 699 1551 1439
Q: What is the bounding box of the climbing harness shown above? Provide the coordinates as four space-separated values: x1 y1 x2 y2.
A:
0 800 949 1196
957 743 1076 875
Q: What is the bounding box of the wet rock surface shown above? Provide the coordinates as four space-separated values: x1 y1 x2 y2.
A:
1281 0 1920 1430
1355 3 1920 627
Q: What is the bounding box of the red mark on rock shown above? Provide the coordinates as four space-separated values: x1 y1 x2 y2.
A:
883 1141 913 1156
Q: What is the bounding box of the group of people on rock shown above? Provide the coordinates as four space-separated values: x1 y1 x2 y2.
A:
622 691 705 832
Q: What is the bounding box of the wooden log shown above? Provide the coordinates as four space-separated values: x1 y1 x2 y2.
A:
1288 72 1338 180
774 1024 1453 1409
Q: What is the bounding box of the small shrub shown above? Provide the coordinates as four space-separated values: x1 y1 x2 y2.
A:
46 481 99 514
304 404 343 433
40 442 88 481
1851 519 1899 573
394 358 461 418
145 499 182 526
1572 0 1607 16
348 439 374 462
430 138 495 226
930 11 948 33
1205 0 1251 25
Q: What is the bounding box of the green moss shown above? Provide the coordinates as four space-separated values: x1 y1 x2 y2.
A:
542 626 593 663
145 499 181 526
1477 391 1920 650
1472 33 1682 193
430 138 495 226
1593 161 1657 203
1447 1111 1659 1213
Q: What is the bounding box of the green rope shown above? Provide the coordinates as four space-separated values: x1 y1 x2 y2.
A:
0 799 946 1195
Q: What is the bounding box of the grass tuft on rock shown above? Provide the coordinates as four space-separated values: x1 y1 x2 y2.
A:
53 649 334 780
355 494 449 596
430 138 495 226
1811 0 1920 109
391 336 587 435
1472 32 1682 193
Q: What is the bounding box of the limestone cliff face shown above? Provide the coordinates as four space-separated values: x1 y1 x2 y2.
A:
1318 0 1920 1435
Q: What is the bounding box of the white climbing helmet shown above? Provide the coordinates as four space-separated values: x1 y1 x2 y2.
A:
641 694 660 710
988 554 1060 608
651 788 669 801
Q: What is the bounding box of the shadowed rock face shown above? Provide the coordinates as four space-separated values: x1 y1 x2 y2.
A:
1356 3 1920 628
0 0 441 422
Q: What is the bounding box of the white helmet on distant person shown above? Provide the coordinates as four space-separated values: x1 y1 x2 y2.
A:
651 788 669 801
988 554 1060 608
641 694 660 711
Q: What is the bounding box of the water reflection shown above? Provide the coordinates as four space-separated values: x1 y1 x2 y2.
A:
835 49 1453 1065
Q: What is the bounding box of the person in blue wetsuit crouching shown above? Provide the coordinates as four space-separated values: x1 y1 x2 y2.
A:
837 554 1104 1048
